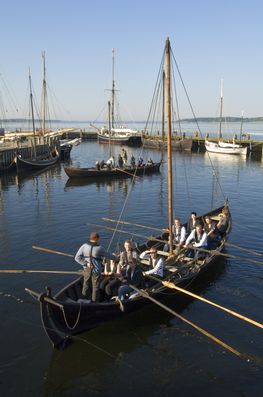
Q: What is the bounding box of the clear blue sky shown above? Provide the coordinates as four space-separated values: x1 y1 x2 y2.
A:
0 0 263 121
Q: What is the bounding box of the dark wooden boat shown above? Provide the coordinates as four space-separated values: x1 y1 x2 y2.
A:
64 162 161 178
142 137 192 151
26 204 231 348
15 150 59 172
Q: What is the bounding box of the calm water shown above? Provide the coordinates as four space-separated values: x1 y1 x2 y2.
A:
0 140 263 397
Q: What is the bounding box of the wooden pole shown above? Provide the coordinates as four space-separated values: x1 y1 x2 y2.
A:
32 245 74 258
165 37 173 256
0 269 82 275
114 168 141 178
159 279 263 330
130 285 249 361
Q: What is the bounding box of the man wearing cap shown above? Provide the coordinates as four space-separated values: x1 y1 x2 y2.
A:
75 232 117 302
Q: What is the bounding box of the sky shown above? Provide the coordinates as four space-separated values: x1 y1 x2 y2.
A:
0 0 263 122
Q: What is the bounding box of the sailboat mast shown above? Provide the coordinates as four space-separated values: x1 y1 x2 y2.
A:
162 70 165 142
29 69 37 159
239 110 244 141
111 48 115 129
218 79 223 139
41 51 47 140
165 37 173 255
108 100 112 156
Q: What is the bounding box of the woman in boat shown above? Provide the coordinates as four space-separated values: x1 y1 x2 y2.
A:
216 207 229 236
203 216 219 249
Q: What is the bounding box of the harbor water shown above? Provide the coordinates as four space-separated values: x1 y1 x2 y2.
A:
0 138 263 397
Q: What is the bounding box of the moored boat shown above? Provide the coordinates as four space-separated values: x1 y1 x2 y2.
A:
142 136 192 151
205 139 247 155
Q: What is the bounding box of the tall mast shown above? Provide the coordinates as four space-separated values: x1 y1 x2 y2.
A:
165 37 173 256
108 100 112 156
162 70 165 142
29 69 37 159
111 48 115 129
239 110 244 141
218 78 223 139
41 51 47 139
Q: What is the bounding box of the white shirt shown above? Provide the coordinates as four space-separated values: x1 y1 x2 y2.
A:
185 229 208 248
172 225 186 244
140 251 164 277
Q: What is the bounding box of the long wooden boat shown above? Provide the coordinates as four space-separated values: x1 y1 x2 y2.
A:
26 204 231 348
15 150 59 172
142 137 192 151
98 128 142 147
64 161 161 178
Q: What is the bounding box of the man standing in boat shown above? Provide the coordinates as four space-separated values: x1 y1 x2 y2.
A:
75 232 117 302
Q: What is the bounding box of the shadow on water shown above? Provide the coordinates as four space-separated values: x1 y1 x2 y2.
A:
64 176 131 195
43 258 227 397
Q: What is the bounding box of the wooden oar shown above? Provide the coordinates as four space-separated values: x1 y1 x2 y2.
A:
149 277 263 330
102 217 163 232
32 245 74 258
114 167 141 178
130 285 250 361
225 242 263 257
0 269 82 275
87 223 165 244
187 245 263 265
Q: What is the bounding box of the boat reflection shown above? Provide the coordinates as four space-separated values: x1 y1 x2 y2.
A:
43 259 227 397
64 176 131 194
204 151 248 165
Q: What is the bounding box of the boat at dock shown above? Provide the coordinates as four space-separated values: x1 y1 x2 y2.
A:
94 49 142 147
142 136 192 151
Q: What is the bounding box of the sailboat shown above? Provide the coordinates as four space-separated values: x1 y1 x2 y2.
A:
25 38 231 348
96 49 142 147
15 54 59 172
205 80 247 156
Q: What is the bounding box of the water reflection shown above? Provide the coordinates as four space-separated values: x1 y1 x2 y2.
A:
43 259 227 397
64 177 132 195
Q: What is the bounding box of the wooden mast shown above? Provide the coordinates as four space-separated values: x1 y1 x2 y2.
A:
218 78 223 139
108 100 112 156
162 70 165 142
165 37 173 255
41 51 47 142
111 48 115 129
29 69 37 159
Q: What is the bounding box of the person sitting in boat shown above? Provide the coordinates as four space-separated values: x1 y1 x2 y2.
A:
184 223 208 259
95 161 100 170
130 155 136 167
187 211 198 234
118 154 124 168
118 258 145 301
216 207 229 236
204 216 219 248
138 157 144 167
121 148 128 165
140 247 165 287
147 157 153 166
106 155 115 169
101 240 139 301
75 232 118 302
100 159 106 169
163 217 186 253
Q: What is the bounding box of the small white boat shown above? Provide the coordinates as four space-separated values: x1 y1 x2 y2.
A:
205 140 247 155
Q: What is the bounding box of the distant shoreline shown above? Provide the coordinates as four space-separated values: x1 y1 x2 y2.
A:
1 117 263 123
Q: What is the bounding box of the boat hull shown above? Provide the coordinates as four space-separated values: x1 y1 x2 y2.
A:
97 133 142 147
64 162 161 178
142 137 192 151
15 153 59 172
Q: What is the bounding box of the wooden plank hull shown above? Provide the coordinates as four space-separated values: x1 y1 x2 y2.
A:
15 153 59 172
142 137 192 151
97 133 142 147
64 162 162 178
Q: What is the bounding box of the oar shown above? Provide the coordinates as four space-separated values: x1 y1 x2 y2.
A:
87 223 165 244
32 245 74 258
114 167 141 178
0 269 82 275
147 276 263 330
102 217 164 232
187 245 263 265
225 242 263 257
130 285 251 361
